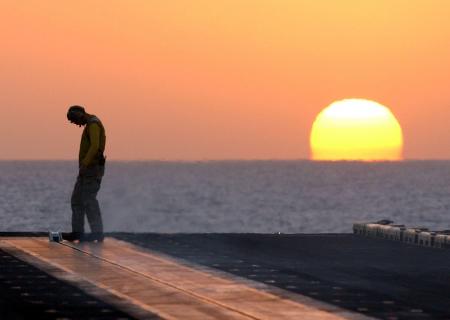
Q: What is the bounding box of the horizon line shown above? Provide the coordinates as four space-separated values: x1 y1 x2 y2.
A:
0 158 449 162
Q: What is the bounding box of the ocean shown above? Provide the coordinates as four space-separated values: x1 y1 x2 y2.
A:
1 160 449 233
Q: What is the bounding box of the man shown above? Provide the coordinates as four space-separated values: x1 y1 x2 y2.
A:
64 105 106 242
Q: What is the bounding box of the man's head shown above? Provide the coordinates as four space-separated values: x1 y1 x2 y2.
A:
67 105 87 126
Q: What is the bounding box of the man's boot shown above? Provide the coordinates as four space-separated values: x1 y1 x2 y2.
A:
91 232 104 242
81 233 104 243
62 232 83 242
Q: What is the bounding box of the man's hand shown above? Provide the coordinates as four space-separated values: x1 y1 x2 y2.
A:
79 165 88 176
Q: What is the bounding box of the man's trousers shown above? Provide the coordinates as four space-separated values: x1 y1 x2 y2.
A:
71 166 104 234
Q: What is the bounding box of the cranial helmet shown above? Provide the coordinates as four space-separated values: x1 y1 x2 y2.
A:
67 105 85 122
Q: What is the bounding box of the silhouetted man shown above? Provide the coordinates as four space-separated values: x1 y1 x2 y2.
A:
65 105 106 242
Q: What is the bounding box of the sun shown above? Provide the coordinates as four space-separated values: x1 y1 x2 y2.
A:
310 99 403 161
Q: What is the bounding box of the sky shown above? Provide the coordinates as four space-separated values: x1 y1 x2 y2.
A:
1 0 450 160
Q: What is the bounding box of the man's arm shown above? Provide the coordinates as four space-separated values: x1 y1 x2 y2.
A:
81 123 101 167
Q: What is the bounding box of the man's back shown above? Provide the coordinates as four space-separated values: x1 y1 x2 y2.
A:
79 115 106 167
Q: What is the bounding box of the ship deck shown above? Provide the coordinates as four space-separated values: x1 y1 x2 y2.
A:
1 233 450 319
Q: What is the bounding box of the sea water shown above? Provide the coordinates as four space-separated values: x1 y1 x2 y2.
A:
0 160 449 233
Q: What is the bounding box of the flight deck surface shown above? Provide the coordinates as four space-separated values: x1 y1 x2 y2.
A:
0 233 449 319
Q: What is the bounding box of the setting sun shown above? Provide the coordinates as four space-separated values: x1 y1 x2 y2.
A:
310 99 403 161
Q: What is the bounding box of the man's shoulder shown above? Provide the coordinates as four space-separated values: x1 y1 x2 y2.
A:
87 115 101 124
87 116 105 129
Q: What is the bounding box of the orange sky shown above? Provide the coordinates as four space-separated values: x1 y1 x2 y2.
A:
1 0 450 160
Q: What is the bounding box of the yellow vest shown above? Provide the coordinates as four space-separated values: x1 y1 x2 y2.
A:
79 116 106 167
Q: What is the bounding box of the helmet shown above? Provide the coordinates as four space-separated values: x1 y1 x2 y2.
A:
67 105 85 123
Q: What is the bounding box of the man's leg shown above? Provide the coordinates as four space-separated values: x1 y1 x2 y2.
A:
83 175 104 239
68 176 85 241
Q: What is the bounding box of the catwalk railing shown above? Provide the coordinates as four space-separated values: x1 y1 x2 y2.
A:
353 220 450 248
